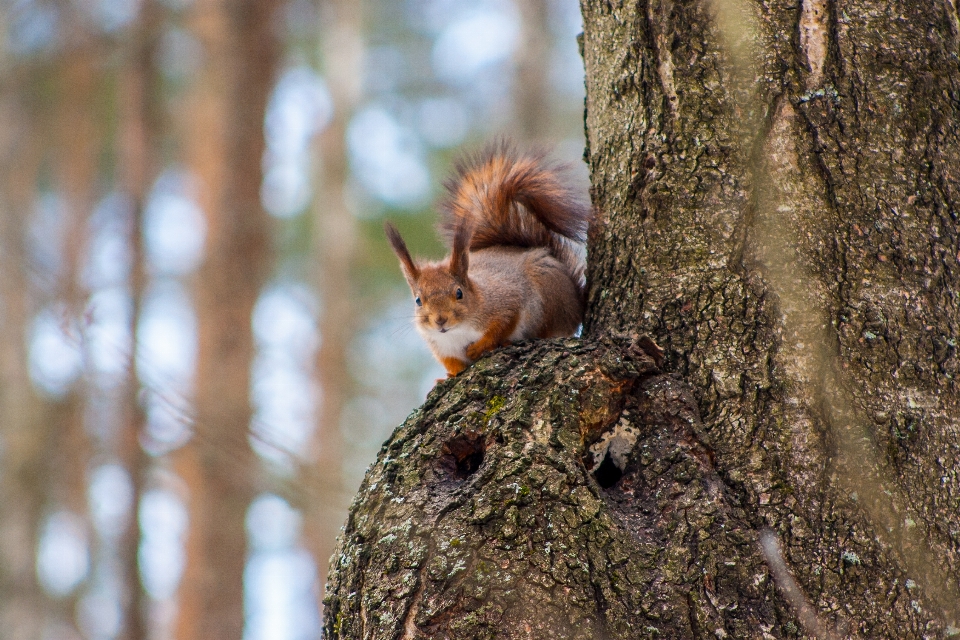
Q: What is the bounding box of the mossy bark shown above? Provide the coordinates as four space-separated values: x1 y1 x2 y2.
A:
326 339 783 638
325 1 960 637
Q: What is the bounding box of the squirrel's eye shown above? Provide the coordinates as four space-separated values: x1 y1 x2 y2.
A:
415 296 422 306
455 288 463 300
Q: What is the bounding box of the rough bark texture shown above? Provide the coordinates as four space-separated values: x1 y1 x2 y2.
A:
325 0 960 638
326 337 782 639
580 0 960 635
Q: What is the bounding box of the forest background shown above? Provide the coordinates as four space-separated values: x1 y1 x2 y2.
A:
0 0 588 638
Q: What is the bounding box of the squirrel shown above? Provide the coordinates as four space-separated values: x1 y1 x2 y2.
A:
385 142 591 378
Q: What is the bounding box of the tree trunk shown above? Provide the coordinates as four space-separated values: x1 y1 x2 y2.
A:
305 0 365 599
324 1 960 638
117 3 162 638
514 0 552 143
0 73 47 640
178 1 280 638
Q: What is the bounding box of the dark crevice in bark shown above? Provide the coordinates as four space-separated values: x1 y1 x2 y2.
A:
325 337 789 638
577 0 960 635
328 1 960 637
438 433 487 482
591 450 625 489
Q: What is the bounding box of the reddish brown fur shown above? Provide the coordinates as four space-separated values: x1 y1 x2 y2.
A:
438 141 590 295
385 142 590 378
464 312 520 361
440 356 468 377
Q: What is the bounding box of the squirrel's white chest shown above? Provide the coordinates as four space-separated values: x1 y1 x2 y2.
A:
419 323 483 360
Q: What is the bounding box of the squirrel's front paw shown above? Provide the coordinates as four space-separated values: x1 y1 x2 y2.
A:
465 343 486 361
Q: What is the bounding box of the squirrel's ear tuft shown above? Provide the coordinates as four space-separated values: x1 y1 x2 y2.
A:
449 221 470 280
385 222 420 287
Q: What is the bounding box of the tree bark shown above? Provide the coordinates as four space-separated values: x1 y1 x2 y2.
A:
324 1 960 638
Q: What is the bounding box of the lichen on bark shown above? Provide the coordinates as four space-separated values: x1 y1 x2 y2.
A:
325 337 784 638
578 0 960 636
326 0 960 637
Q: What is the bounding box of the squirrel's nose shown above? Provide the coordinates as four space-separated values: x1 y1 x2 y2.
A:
436 315 447 327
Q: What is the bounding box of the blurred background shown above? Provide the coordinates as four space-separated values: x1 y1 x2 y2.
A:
0 0 587 637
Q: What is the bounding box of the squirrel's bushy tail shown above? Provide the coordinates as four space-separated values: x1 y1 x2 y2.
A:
438 142 591 280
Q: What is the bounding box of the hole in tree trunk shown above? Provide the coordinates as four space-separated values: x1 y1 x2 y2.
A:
438 432 486 480
593 450 624 489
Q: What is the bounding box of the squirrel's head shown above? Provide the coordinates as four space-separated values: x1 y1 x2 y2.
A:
385 221 473 333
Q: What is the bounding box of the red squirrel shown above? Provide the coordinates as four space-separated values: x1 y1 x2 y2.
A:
385 143 590 377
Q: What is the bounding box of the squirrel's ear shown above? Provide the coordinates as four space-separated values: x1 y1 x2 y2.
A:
449 221 470 280
385 222 420 288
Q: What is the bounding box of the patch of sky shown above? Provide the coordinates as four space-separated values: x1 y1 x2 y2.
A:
549 0 583 37
430 3 519 85
250 283 319 469
29 191 67 282
363 46 410 96
37 510 90 597
349 297 439 387
137 279 196 454
250 354 317 468
157 26 202 82
261 147 312 219
85 287 133 386
546 0 588 99
245 494 320 640
86 0 139 33
252 282 318 362
340 296 442 489
550 40 587 98
29 306 83 397
138 488 188 600
347 105 431 210
137 279 196 388
244 548 320 640
88 463 133 541
142 388 193 455
262 66 332 219
417 96 469 148
145 169 206 276
403 0 466 34
6 0 59 56
84 192 132 289
247 494 302 551
454 66 515 132
78 573 123 640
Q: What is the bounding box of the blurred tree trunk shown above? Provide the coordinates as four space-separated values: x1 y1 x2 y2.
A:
49 29 102 633
0 75 48 640
177 0 280 639
323 1 960 638
305 0 364 602
514 0 552 143
117 3 163 638
57 29 100 314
